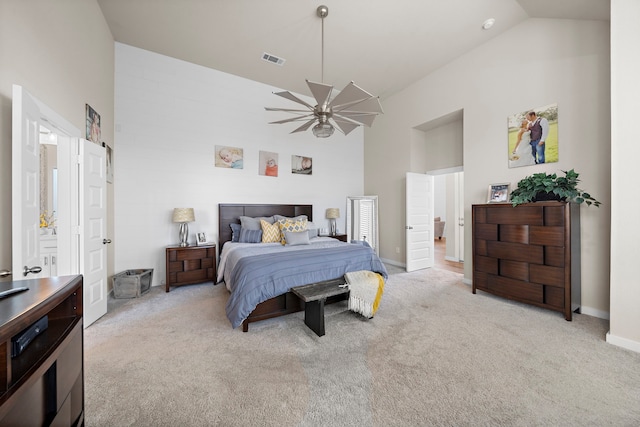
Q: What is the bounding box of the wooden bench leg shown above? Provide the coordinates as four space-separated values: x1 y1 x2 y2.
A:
242 319 249 332
304 299 326 337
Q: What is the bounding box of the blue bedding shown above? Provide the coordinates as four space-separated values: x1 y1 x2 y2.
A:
219 239 388 328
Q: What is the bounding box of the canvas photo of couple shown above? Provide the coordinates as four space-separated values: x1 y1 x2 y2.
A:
508 103 558 168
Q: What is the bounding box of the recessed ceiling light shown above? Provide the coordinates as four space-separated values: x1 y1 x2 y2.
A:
482 18 495 30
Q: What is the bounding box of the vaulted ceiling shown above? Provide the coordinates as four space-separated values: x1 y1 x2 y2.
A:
97 0 609 99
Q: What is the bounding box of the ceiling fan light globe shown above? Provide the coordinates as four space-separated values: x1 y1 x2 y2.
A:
312 122 334 138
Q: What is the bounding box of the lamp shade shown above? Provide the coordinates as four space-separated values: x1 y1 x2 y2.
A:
172 208 195 223
325 208 340 219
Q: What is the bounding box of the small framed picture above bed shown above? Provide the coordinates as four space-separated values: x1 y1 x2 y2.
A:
291 155 312 175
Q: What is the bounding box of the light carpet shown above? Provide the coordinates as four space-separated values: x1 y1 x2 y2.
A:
85 268 640 426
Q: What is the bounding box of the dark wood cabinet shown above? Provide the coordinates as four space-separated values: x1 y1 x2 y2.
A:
165 245 216 292
0 275 84 426
472 202 580 320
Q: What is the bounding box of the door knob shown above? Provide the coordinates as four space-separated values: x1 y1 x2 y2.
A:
0 269 12 278
405 226 413 230
103 238 112 244
23 266 43 277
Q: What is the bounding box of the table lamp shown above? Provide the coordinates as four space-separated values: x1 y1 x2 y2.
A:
172 208 195 247
325 208 340 236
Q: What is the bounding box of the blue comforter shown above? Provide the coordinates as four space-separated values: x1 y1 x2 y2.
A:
219 239 388 328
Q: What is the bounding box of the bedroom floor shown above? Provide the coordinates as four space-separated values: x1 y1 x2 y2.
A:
434 238 464 274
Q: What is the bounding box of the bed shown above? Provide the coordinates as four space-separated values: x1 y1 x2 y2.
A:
218 203 388 331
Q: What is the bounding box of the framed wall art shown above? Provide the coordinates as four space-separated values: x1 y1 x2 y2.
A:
508 102 558 168
215 145 243 169
259 151 278 177
104 143 114 183
85 104 101 145
291 155 312 175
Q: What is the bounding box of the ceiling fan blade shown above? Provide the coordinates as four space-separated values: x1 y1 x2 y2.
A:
269 114 314 125
334 96 384 115
273 91 314 109
306 80 333 106
331 117 360 136
265 107 313 113
334 111 378 127
290 118 318 133
328 81 373 110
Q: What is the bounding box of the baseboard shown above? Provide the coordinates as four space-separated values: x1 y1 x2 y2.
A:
462 277 472 286
444 255 462 262
579 306 610 320
380 257 405 268
606 332 640 354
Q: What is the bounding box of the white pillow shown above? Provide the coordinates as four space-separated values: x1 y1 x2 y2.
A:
284 230 310 246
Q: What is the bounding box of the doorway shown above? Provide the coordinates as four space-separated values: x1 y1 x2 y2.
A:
12 85 108 327
410 109 464 273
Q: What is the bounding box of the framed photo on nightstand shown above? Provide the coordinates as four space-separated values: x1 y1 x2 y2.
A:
195 232 213 246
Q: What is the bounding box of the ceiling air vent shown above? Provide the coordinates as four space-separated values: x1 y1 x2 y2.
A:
261 52 286 66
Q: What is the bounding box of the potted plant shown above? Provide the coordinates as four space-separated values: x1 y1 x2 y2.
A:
509 169 601 207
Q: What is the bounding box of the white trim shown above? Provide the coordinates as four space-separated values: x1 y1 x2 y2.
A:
444 255 462 262
426 166 464 176
463 277 472 286
580 305 610 320
31 92 81 138
606 332 640 354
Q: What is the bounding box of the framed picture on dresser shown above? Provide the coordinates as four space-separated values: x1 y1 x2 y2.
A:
488 183 510 203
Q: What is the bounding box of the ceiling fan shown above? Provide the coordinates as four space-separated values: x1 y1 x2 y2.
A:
265 5 383 138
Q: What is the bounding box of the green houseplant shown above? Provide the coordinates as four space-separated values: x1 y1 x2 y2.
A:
510 169 601 207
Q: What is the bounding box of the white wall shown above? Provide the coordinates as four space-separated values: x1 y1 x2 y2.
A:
365 19 611 317
608 0 640 351
114 43 364 287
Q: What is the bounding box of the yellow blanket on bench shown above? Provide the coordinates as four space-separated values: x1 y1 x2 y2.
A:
344 270 385 318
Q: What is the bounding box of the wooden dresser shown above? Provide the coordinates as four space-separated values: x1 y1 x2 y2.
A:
0 275 84 426
472 202 580 320
165 245 216 292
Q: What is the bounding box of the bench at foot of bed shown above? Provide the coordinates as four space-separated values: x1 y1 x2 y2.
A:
291 278 349 337
241 280 349 333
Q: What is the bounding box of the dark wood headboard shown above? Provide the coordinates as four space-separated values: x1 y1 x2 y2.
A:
218 204 313 249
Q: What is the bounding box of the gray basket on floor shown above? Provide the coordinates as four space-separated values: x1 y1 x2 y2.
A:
112 269 154 299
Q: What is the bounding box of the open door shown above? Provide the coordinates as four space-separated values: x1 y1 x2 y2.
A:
406 172 434 272
12 85 42 279
79 138 108 327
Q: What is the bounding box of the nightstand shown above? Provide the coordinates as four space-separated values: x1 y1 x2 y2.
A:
320 233 348 242
165 244 216 292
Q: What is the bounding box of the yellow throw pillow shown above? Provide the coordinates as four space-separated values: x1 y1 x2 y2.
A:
260 219 281 243
278 218 308 244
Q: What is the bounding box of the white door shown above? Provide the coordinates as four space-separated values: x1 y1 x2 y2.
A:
406 172 434 272
80 139 108 327
11 85 42 279
455 172 465 262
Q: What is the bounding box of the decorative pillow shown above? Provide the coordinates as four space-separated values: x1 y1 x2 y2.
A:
239 228 262 243
306 221 318 239
273 214 308 223
240 216 275 230
229 223 241 242
278 218 308 244
260 219 281 243
284 230 310 246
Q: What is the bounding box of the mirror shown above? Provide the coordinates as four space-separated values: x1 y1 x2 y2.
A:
39 137 58 233
346 196 379 255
